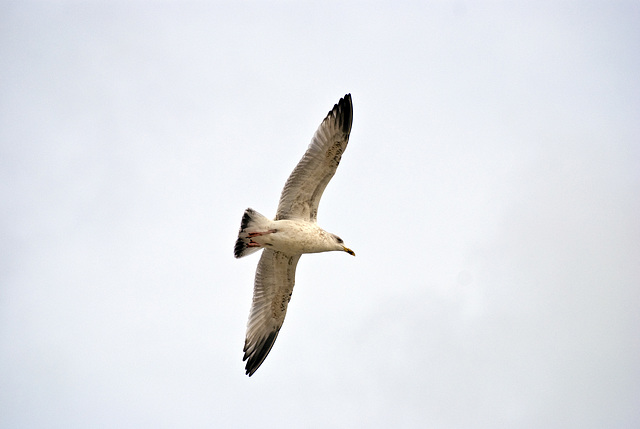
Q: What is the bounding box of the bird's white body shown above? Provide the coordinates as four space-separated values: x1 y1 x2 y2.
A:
251 220 343 254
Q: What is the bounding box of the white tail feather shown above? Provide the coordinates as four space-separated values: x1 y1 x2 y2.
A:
234 208 271 258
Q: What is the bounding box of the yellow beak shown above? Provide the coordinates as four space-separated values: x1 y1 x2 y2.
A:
343 246 356 256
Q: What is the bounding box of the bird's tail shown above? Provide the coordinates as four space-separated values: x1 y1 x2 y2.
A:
234 208 271 258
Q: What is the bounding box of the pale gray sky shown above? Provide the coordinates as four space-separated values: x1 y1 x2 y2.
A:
1 1 639 428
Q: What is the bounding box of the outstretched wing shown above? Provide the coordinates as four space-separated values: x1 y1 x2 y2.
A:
276 94 353 222
243 249 301 376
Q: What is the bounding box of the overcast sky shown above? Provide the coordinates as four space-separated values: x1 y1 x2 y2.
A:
1 1 639 428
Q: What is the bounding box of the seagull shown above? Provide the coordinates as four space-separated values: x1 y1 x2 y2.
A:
234 94 355 376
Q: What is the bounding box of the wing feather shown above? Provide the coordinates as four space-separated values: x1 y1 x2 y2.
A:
243 250 301 376
275 94 353 221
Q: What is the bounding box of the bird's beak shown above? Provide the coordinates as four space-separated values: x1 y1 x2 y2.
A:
343 246 356 256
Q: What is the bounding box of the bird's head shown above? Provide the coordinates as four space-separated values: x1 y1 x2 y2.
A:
331 234 355 256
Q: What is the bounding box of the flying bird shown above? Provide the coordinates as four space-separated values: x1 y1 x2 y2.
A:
235 94 355 376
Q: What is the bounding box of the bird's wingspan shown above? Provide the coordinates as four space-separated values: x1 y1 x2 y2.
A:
275 94 353 222
243 249 301 376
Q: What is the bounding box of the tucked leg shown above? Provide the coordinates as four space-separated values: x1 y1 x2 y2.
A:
248 229 277 238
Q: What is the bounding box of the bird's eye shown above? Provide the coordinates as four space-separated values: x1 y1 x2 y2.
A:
335 236 343 244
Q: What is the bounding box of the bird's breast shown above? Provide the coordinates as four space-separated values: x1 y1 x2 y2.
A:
268 220 333 254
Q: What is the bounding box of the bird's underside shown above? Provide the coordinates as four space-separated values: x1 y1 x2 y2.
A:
235 94 354 376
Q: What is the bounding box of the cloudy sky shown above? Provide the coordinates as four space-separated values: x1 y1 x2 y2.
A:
1 1 639 428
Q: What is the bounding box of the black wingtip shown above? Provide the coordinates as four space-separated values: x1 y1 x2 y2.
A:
243 330 279 376
334 93 353 135
324 94 352 136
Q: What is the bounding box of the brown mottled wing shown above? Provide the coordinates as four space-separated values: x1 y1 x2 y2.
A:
275 94 353 222
243 250 301 376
